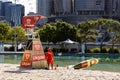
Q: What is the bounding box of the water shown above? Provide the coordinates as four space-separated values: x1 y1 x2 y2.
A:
0 53 120 72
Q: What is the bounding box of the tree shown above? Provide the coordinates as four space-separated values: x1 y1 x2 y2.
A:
36 23 56 44
7 26 26 42
95 18 120 53
36 22 78 43
103 19 120 53
77 20 97 53
95 18 110 53
55 21 77 42
0 22 10 42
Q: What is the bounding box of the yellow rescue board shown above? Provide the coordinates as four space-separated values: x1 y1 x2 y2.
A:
74 58 99 69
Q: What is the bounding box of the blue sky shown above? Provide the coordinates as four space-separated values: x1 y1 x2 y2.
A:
1 0 36 15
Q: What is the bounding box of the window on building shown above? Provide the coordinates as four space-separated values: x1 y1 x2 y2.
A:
84 11 89 15
78 11 82 15
99 11 104 15
96 0 101 5
91 11 97 15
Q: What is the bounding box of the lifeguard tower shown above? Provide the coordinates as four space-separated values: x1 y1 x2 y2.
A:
20 15 48 69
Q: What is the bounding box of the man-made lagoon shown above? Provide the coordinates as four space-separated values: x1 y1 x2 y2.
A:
0 53 120 72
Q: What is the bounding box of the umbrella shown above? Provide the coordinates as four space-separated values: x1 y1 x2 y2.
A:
62 39 78 44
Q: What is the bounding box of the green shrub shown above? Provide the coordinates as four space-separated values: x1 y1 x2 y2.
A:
9 46 14 51
60 48 68 52
108 47 119 54
101 47 108 53
86 49 92 53
92 48 100 53
4 47 9 51
52 48 62 53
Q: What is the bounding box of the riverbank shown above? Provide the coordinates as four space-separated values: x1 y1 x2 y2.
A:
0 63 120 80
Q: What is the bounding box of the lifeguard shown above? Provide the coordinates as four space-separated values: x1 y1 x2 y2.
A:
45 47 54 70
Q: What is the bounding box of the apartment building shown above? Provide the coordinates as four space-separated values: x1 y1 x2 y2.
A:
37 0 54 17
0 1 25 26
37 0 120 25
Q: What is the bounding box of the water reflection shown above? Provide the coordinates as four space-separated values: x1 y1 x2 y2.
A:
0 54 22 64
81 56 85 61
0 55 4 63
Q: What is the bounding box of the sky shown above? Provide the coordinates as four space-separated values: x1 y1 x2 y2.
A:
1 0 36 15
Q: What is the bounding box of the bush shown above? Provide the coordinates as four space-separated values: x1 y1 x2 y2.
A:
9 46 14 51
92 48 100 53
86 49 92 53
60 48 68 53
101 47 108 53
108 47 119 54
4 47 9 51
52 48 60 53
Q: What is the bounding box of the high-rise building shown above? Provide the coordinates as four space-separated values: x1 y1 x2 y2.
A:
0 1 2 16
36 0 120 25
105 0 120 18
75 0 105 16
54 0 72 15
0 1 24 26
11 4 24 26
3 2 12 23
37 0 53 17
37 0 72 16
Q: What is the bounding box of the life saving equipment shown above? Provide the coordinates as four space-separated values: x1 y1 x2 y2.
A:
73 58 99 69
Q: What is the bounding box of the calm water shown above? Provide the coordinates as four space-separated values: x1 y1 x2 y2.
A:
0 53 120 72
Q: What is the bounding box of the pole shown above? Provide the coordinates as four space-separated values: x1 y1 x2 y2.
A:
14 0 17 52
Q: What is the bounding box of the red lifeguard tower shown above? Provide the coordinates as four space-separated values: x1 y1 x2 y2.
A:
20 15 48 69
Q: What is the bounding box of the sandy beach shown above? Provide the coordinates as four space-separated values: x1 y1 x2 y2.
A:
0 63 120 80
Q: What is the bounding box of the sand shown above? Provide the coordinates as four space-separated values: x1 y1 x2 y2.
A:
0 63 120 80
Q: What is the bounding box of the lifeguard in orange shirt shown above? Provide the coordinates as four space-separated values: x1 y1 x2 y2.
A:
45 47 54 70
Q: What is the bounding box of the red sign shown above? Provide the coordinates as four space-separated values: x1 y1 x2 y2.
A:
33 44 42 51
22 16 35 28
20 61 32 67
32 54 45 61
22 15 46 28
23 53 31 61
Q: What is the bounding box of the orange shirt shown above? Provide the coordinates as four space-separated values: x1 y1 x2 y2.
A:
45 51 54 64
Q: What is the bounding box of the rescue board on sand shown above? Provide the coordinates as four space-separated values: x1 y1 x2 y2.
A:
73 58 99 69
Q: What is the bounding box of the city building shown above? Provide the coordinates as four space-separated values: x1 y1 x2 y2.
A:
104 0 120 18
0 1 5 22
54 0 72 15
11 4 24 26
0 1 2 16
3 2 12 24
37 0 54 17
0 1 25 26
37 0 120 25
75 0 105 16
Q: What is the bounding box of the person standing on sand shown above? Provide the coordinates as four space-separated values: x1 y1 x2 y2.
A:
45 47 54 70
